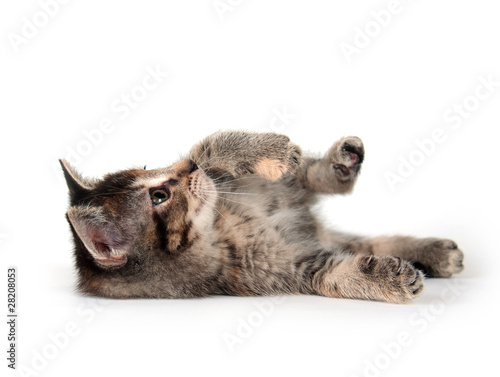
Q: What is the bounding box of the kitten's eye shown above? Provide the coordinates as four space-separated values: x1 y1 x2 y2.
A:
151 189 170 206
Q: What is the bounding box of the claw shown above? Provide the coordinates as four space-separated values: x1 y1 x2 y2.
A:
333 164 351 177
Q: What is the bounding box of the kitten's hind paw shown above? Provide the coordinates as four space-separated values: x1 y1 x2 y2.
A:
413 238 465 278
360 255 425 304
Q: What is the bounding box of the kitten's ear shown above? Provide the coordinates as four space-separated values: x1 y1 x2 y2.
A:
59 159 94 199
67 207 129 269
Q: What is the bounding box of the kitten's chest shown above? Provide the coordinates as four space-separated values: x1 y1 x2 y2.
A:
216 178 288 230
214 178 308 251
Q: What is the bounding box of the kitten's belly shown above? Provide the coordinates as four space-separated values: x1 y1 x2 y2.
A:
213 177 319 295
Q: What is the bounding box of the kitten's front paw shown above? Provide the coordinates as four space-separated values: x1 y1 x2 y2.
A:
328 136 364 181
360 255 424 304
254 137 302 181
414 238 464 278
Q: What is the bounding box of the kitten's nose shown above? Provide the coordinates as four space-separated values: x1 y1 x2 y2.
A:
187 160 198 173
171 159 199 178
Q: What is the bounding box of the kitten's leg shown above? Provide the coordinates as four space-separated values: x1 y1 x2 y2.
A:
297 251 424 303
188 130 302 180
300 136 364 194
322 232 465 278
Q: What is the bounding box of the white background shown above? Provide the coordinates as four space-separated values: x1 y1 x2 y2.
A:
1 1 499 376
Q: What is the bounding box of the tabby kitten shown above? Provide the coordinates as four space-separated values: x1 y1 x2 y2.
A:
60 131 464 303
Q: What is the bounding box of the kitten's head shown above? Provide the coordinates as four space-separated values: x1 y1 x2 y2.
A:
60 159 216 291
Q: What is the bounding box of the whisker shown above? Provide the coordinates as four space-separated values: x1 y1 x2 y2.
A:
205 193 263 210
197 194 231 225
203 190 261 196
211 176 265 190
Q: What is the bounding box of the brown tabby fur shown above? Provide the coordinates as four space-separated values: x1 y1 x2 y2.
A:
60 131 464 303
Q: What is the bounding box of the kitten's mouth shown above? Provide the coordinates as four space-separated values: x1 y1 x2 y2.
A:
188 170 214 212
